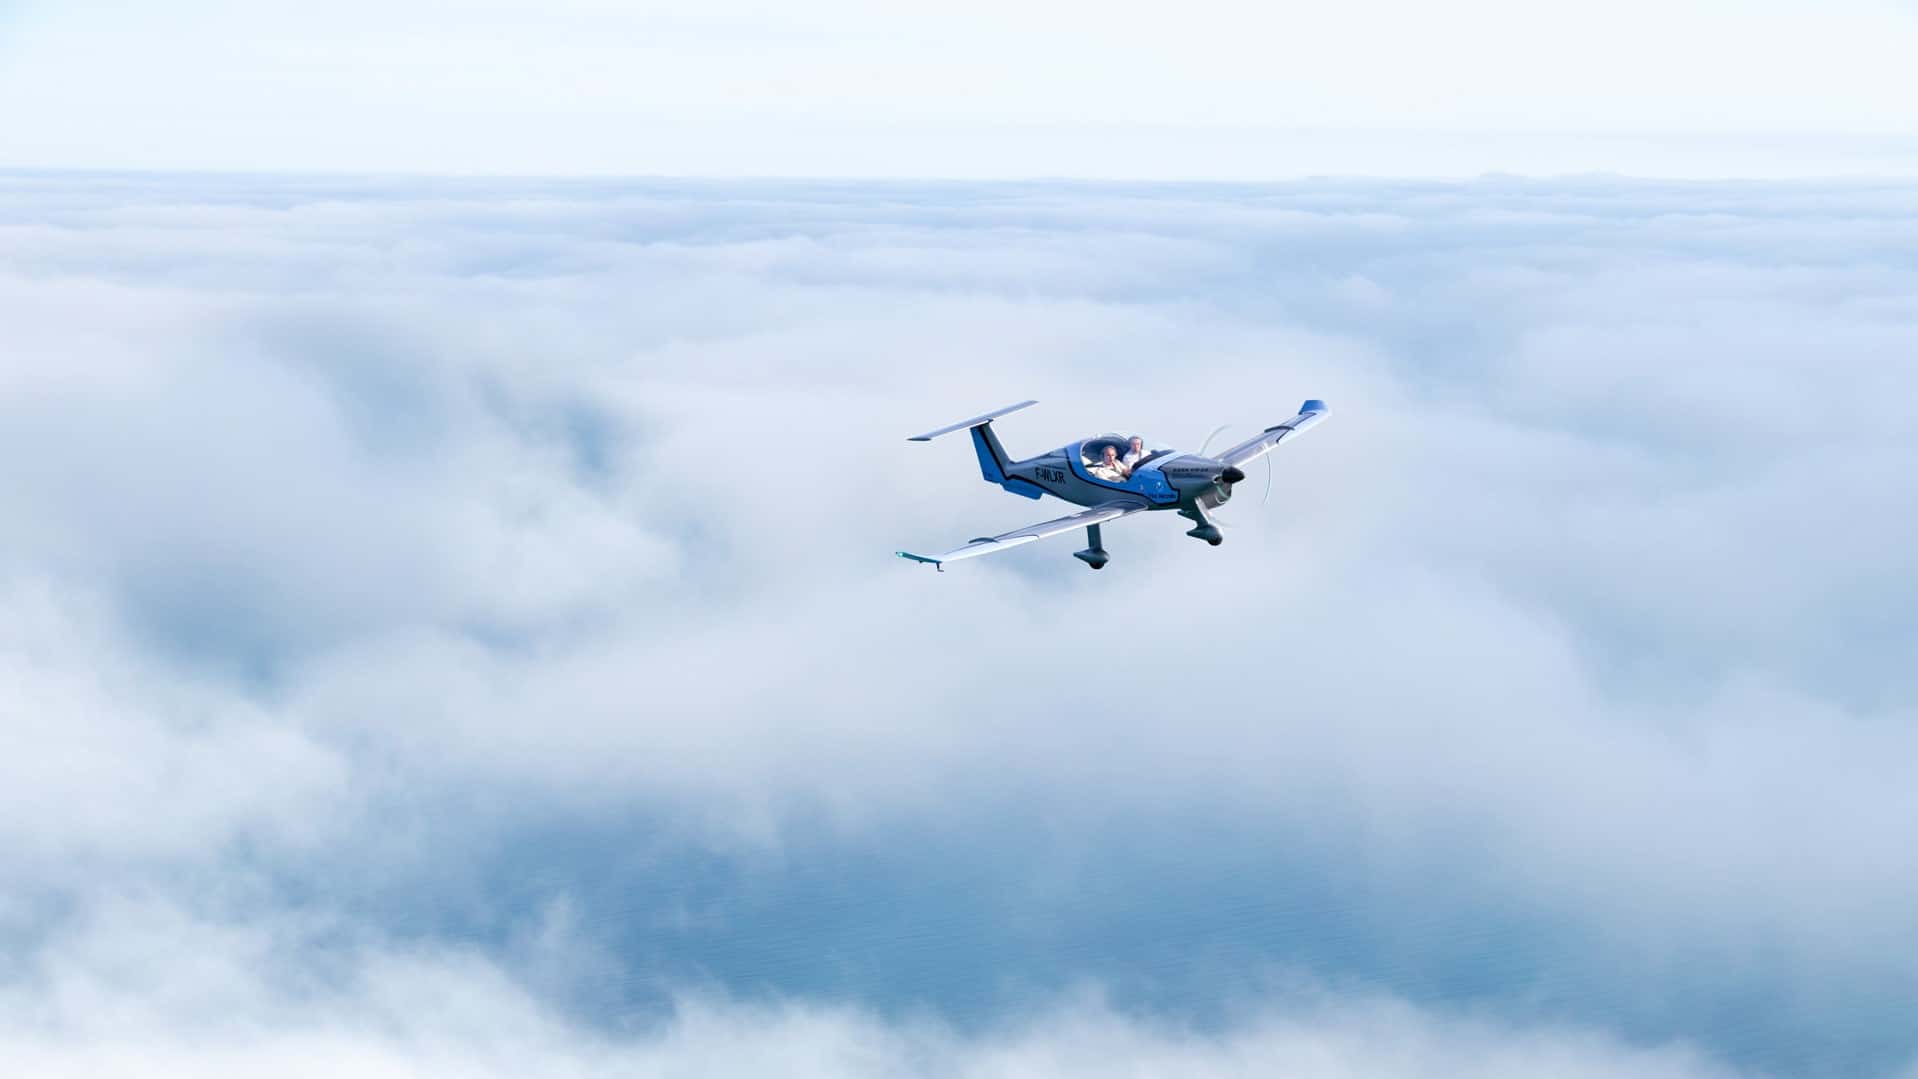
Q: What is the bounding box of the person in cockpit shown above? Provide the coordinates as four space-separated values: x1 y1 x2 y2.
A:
1088 444 1128 481
1121 436 1146 470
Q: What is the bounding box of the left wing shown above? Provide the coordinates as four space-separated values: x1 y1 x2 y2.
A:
1217 399 1330 469
898 502 1148 569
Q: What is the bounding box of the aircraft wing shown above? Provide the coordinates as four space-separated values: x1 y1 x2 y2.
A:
897 501 1149 569
1217 399 1330 469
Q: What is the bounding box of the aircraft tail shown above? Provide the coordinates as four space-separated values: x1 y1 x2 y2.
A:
906 400 1039 494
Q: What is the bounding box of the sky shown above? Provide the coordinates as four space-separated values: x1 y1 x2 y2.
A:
4 1 1918 177
5 4 1918 1078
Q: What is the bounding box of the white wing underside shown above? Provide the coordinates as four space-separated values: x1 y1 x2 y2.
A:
1217 403 1330 469
903 501 1149 567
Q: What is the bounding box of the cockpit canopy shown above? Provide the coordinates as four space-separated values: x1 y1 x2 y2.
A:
1079 433 1171 468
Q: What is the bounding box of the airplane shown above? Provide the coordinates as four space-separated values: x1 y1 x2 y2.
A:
897 398 1329 570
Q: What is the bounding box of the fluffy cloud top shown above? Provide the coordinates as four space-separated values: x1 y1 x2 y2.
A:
2 172 1916 1075
2 897 1740 1079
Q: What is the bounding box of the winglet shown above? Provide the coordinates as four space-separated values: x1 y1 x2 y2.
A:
896 551 944 572
908 400 1038 442
1300 399 1327 414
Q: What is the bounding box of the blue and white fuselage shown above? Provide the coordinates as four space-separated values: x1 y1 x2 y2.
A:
899 399 1329 570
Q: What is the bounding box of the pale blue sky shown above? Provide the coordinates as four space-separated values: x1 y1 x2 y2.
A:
3 1 1918 176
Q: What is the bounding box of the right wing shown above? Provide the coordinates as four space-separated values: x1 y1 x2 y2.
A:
898 501 1148 569
1218 399 1329 469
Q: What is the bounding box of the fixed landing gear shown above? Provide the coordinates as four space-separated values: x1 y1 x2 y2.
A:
1179 506 1224 546
1074 523 1110 570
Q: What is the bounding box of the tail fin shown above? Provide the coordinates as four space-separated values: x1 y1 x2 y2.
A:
907 400 1041 497
970 424 1011 484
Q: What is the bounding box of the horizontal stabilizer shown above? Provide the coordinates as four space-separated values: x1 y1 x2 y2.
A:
908 400 1038 442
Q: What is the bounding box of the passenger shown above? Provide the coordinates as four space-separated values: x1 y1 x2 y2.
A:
1088 444 1128 481
1121 436 1146 470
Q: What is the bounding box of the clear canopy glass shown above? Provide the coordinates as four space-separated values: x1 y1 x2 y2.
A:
1078 433 1173 482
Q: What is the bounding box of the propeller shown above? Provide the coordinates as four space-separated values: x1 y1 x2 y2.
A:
1198 424 1232 456
1193 424 1273 527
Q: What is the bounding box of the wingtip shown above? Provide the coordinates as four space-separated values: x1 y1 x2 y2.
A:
1301 398 1328 414
896 551 943 567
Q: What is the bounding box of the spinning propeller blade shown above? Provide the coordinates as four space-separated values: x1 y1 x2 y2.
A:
1193 422 1274 526
1197 424 1232 456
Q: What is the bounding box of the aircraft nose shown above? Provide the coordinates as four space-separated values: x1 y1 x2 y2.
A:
1220 466 1246 484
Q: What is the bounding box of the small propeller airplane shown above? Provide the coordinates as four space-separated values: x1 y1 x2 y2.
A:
897 398 1329 570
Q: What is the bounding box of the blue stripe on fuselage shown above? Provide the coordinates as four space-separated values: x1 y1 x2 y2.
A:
971 426 1006 483
1001 476 1046 499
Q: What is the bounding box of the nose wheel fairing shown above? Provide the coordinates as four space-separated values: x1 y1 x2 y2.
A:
1179 506 1224 546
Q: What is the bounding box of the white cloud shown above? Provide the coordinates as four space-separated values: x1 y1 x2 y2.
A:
0 897 1747 1079
0 580 345 874
2 173 1916 1070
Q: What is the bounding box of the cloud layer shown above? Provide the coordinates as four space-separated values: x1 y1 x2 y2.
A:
3 897 1742 1079
3 172 1916 1075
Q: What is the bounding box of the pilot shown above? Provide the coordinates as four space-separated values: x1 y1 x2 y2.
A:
1088 444 1128 481
1121 436 1146 470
